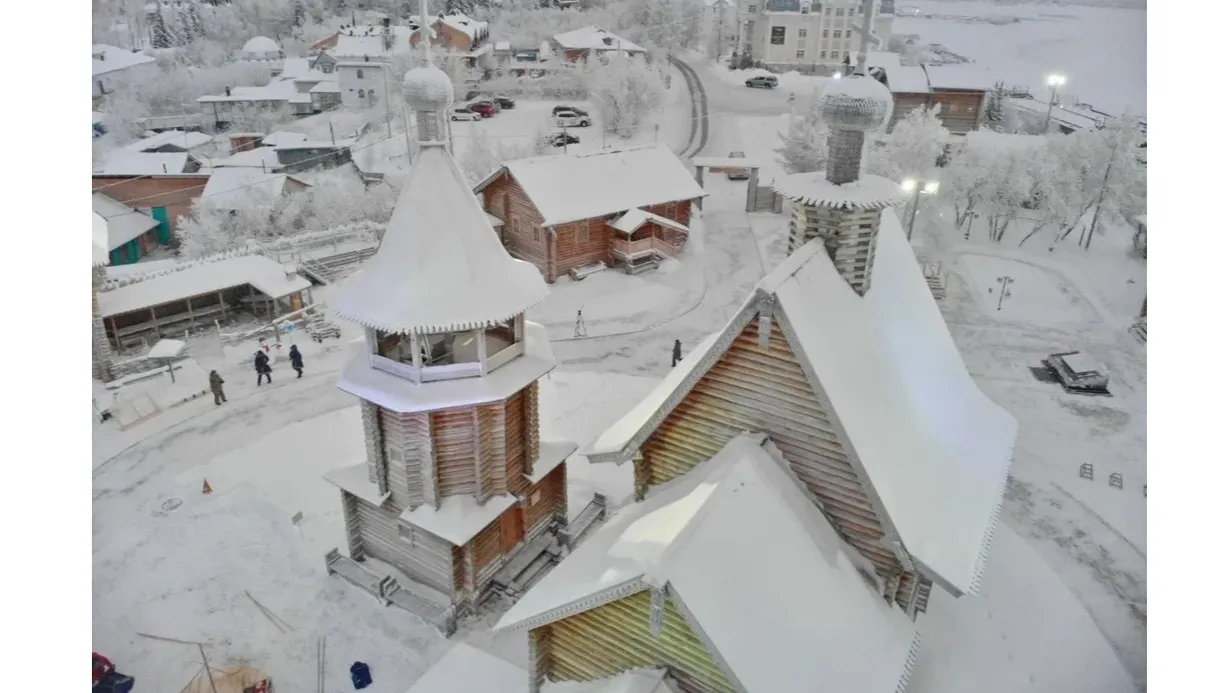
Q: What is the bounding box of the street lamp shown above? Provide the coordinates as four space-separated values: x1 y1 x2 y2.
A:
900 178 940 241
995 275 1015 311
1042 74 1067 133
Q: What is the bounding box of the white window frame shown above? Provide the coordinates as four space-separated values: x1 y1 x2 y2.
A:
575 226 589 243
356 68 365 79
796 50 806 59
530 489 543 506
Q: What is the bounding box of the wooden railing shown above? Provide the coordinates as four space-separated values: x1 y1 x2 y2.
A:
612 236 677 259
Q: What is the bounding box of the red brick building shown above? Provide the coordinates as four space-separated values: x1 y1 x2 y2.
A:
474 144 706 281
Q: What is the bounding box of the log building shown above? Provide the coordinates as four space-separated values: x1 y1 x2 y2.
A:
493 75 1017 693
474 145 707 281
323 50 576 624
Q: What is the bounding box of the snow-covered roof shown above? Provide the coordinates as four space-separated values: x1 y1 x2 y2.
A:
202 168 303 210
332 145 549 335
607 208 690 236
336 321 558 413
207 146 282 171
1059 352 1103 376
92 44 156 77
332 25 414 59
435 13 487 41
774 172 907 210
587 211 1017 598
242 36 281 56
146 339 187 360
262 131 309 148
98 255 310 318
403 493 517 546
279 57 312 79
93 212 110 267
498 434 920 692
310 81 342 93
403 643 523 693
95 152 192 176
198 80 300 103
552 26 645 53
872 62 931 94
922 64 996 92
121 130 214 153
92 192 161 250
495 145 707 226
963 130 1046 151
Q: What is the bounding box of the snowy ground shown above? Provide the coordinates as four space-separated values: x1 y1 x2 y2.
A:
893 0 1146 114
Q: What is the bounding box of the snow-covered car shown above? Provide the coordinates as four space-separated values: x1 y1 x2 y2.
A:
554 111 591 128
553 105 589 117
494 96 516 109
745 75 778 89
726 150 750 180
545 132 580 148
451 108 481 121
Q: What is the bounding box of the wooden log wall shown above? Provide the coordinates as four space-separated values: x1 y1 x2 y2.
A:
524 381 541 464
525 464 567 535
481 174 550 279
472 518 504 586
353 497 454 593
432 408 479 497
540 590 736 693
341 490 365 560
362 401 385 486
932 91 984 133
481 402 507 498
638 318 928 612
554 216 612 275
380 408 430 509
505 389 531 497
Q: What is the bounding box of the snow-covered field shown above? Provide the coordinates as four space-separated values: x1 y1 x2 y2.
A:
893 0 1146 114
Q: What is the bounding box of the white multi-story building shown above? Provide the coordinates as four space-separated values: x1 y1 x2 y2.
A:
736 1 894 74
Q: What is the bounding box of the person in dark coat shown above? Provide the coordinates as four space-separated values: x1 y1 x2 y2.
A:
209 370 227 405
289 344 304 379
254 350 272 386
671 339 683 367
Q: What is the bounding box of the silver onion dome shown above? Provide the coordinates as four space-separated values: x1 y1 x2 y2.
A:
817 75 894 132
402 63 454 112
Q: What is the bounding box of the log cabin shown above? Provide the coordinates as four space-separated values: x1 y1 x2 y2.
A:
474 144 707 281
495 434 921 693
865 52 993 134
323 55 576 625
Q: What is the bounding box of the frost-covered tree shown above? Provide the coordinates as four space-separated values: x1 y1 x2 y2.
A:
581 53 668 139
457 127 551 186
866 104 949 183
1053 115 1146 250
775 88 828 174
941 139 1000 238
983 81 1006 132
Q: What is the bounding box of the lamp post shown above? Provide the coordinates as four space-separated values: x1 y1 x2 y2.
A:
1042 74 1066 133
900 178 940 242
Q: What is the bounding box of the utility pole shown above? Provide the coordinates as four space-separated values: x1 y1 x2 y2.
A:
715 3 725 62
1084 120 1125 250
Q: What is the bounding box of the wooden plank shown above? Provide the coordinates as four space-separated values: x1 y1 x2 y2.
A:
353 497 454 594
431 407 479 497
541 590 736 693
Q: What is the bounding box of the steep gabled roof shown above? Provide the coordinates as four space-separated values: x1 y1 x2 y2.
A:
497 434 920 693
331 146 549 334
92 192 160 250
587 210 1017 597
552 26 645 54
488 145 707 227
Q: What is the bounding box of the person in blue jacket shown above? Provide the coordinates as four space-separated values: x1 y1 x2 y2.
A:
289 344 304 379
254 350 272 386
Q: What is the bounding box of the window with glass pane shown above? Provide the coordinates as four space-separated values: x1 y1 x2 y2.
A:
422 331 480 366
376 330 414 364
485 318 517 356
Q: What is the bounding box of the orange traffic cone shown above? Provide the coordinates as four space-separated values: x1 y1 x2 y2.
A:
202 479 213 495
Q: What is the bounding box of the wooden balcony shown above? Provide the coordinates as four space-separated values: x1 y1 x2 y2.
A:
611 236 678 259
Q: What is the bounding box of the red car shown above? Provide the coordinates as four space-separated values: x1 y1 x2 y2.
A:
467 102 496 118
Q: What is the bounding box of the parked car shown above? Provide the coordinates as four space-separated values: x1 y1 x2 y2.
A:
545 132 581 148
553 105 589 117
745 75 778 89
468 101 497 118
554 110 591 128
463 90 481 101
494 96 516 109
451 108 481 121
726 150 750 180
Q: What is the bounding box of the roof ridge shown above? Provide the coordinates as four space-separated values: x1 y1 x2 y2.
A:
754 238 825 297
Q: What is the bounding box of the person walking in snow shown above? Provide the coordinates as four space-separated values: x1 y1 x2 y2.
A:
671 339 683 368
289 344 304 379
209 370 227 405
254 350 272 386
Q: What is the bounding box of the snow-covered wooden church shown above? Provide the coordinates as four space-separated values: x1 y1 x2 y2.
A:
485 74 1019 693
321 22 576 633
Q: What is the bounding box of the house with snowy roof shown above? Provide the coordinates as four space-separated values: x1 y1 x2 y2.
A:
200 168 310 212
319 23 581 635
92 192 165 265
473 145 707 281
120 130 215 156
551 27 645 63
92 44 158 99
241 36 283 61
409 12 493 67
864 52 995 133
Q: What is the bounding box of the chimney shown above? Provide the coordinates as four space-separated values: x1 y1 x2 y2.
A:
284 264 299 282
383 17 391 28
225 86 232 97
601 37 613 46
